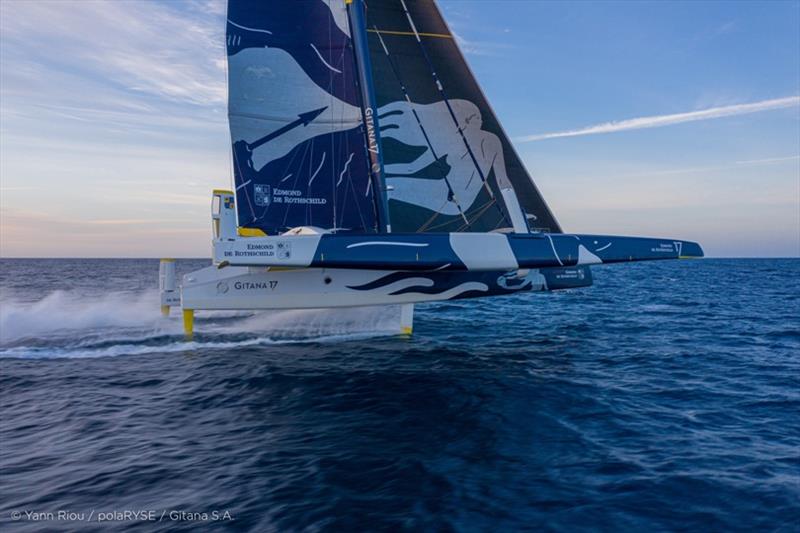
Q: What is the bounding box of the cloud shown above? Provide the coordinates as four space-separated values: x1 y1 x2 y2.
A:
586 155 799 181
0 0 231 184
451 29 516 57
0 0 227 107
735 155 800 165
516 96 800 142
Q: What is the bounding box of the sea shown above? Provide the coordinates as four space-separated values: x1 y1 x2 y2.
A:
0 258 798 531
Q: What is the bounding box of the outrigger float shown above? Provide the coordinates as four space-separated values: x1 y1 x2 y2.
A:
160 0 702 338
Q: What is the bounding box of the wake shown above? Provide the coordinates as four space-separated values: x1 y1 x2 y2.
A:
0 290 405 358
0 290 167 343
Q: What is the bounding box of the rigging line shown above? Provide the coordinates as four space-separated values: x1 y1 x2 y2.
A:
222 31 236 199
347 28 382 232
330 29 341 232
458 198 498 232
326 15 334 231
307 142 314 224
484 151 515 225
231 146 258 224
457 200 493 232
422 196 499 232
278 138 312 228
332 31 367 232
268 127 306 199
490 201 515 231
397 0 513 230
366 28 452 39
344 155 370 231
351 169 370 232
336 125 345 229
252 130 308 223
424 211 472 232
417 197 453 233
337 95 350 229
336 92 369 230
332 47 358 230
420 191 488 232
373 25 469 227
465 196 497 220
227 144 235 194
337 34 348 229
491 217 506 232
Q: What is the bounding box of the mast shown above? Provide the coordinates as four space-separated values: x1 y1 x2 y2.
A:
346 0 392 232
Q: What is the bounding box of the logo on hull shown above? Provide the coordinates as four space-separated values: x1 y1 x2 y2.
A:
277 241 291 259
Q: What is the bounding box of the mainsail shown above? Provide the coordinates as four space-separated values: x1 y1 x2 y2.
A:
365 0 562 233
226 0 380 235
225 0 560 235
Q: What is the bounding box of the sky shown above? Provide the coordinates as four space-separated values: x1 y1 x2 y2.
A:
0 0 798 258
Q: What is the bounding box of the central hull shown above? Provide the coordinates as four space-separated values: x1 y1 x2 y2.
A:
180 264 592 311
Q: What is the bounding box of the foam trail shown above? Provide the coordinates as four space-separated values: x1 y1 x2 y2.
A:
223 306 405 338
1 290 407 358
1 336 279 360
0 289 170 343
1 330 397 359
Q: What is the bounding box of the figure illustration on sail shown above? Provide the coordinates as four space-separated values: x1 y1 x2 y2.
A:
380 99 519 220
159 0 703 339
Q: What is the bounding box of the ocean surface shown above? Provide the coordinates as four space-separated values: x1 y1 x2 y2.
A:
0 258 798 531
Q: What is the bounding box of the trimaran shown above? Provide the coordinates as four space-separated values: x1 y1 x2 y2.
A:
159 0 703 338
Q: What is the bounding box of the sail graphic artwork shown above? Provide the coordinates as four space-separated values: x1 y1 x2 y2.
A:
159 0 704 338
227 0 380 234
365 0 559 233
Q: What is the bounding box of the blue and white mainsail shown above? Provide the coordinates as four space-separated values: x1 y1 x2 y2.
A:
227 0 562 236
226 0 380 235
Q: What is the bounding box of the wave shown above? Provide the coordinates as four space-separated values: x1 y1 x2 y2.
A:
0 332 389 360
